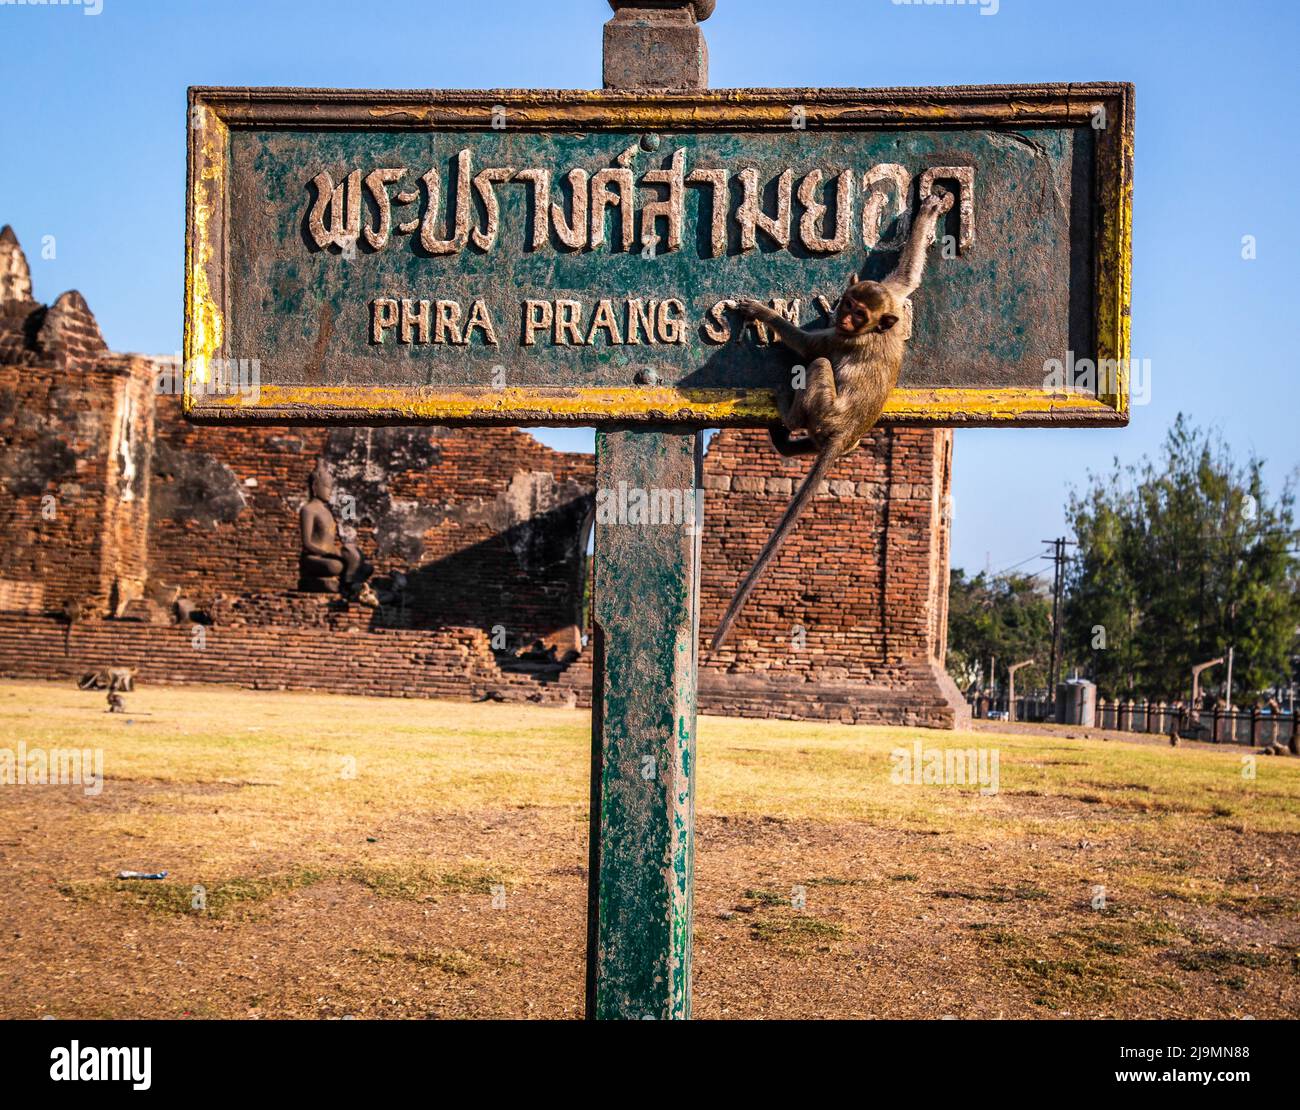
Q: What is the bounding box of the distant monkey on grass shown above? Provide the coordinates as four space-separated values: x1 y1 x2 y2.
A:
711 188 953 653
105 667 135 713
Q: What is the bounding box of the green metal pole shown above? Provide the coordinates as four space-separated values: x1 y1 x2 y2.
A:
585 1 711 1021
587 427 701 1019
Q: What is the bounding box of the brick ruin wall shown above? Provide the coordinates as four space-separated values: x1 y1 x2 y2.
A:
148 407 595 656
0 227 966 728
692 426 964 726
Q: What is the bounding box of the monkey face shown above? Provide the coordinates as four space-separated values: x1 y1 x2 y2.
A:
836 281 899 336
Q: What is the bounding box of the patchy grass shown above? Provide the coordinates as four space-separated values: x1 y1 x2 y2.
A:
1173 948 1275 972
58 860 518 916
1011 952 1124 1008
349 861 515 900
349 864 444 901
6 679 1298 845
1147 882 1300 916
361 946 477 977
61 867 326 919
3 679 1299 1019
439 863 514 895
742 888 788 906
933 884 1050 904
749 915 846 951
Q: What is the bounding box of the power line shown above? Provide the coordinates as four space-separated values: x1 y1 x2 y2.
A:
988 550 1049 576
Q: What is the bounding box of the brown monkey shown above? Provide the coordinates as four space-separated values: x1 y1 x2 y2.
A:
105 667 135 713
61 597 82 656
711 188 952 653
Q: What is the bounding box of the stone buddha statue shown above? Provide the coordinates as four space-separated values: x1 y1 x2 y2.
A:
298 460 376 604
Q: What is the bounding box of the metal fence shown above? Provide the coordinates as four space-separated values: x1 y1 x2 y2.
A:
969 692 1299 748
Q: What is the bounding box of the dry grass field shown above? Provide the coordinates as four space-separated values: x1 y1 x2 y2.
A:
0 678 1297 1019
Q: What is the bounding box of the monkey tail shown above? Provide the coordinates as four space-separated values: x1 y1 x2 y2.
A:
709 447 837 655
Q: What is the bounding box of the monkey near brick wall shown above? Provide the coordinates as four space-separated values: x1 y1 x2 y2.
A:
711 188 952 652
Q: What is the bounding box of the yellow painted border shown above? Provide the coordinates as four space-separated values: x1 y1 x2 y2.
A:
184 84 1133 428
183 102 227 412
188 385 1122 428
1091 82 1134 418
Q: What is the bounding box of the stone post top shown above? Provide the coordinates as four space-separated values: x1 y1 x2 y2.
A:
603 0 710 88
607 0 715 20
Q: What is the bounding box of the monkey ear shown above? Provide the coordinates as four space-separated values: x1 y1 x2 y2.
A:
846 272 860 289
878 313 899 332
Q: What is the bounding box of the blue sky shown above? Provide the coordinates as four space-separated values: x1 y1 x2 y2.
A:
2 0 1296 577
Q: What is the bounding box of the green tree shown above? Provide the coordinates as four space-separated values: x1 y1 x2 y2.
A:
1064 415 1299 700
947 569 1052 693
1065 488 1142 694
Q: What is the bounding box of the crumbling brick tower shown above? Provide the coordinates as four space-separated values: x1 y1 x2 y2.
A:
0 226 155 619
697 428 968 728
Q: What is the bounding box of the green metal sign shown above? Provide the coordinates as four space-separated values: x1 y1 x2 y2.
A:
185 84 1132 428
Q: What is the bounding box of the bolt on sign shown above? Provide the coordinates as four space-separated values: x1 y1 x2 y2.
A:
184 84 1133 427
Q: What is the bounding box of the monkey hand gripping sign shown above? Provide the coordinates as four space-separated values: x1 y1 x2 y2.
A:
711 188 953 652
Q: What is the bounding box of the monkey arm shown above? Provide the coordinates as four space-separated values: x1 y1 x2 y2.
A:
735 299 820 360
883 190 951 298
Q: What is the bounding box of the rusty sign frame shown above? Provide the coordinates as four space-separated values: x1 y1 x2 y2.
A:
185 82 1133 428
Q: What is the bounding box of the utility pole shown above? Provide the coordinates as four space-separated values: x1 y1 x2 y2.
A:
1041 537 1074 708
1225 645 1234 707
